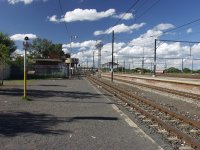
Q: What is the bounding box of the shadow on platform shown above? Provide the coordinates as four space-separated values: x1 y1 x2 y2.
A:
0 112 69 137
0 88 102 100
0 112 118 137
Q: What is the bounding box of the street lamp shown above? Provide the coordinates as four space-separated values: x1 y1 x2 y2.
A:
23 36 29 99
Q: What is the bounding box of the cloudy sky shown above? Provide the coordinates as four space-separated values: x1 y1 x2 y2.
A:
1 0 200 70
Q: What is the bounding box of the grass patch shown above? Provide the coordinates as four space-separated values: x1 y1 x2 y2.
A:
3 80 36 86
21 96 32 101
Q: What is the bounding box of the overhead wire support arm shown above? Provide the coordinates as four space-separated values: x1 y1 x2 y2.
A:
157 39 200 44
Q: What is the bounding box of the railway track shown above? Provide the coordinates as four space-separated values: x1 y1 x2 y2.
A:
87 76 200 150
102 74 200 101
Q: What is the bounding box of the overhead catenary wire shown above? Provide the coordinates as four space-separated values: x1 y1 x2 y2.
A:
98 0 140 41
150 17 200 38
130 0 161 24
58 0 71 39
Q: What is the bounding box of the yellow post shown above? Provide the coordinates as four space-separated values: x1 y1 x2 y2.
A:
23 36 29 99
23 52 26 98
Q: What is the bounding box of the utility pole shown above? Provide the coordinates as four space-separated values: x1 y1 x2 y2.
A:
117 58 118 73
111 30 114 82
93 51 95 75
69 35 78 78
87 59 88 71
191 57 194 74
182 58 184 72
96 42 103 78
142 47 144 74
23 36 29 99
153 39 157 77
124 60 125 74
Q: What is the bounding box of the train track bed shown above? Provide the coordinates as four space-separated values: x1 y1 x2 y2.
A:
88 76 200 150
102 74 200 101
101 75 200 120
158 74 200 79
104 73 200 95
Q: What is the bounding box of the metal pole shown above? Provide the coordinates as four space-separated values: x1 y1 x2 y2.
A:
124 60 125 74
96 42 103 78
69 36 72 78
153 39 157 77
182 58 184 72
192 57 193 74
111 30 114 82
23 36 29 99
92 51 94 72
117 58 118 73
142 47 144 74
99 47 101 78
24 45 27 98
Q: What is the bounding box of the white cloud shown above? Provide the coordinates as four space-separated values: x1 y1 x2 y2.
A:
47 15 59 23
60 8 115 22
113 13 134 20
10 34 37 41
129 23 175 47
68 23 200 70
154 23 174 31
11 49 24 57
62 45 69 54
94 23 146 36
8 0 47 5
186 28 192 33
63 40 97 49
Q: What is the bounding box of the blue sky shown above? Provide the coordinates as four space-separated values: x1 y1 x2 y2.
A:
1 0 200 69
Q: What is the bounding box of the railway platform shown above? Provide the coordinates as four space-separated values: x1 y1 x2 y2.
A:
103 73 200 95
114 73 200 85
0 78 163 150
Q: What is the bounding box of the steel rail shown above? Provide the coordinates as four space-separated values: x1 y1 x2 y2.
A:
88 76 200 149
102 74 200 101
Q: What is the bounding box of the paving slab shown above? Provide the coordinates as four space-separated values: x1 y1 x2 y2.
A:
0 78 163 150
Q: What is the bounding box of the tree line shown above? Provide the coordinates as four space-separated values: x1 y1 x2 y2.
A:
0 31 70 79
0 32 69 62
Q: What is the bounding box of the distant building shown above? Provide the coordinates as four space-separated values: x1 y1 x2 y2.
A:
102 62 118 68
30 59 67 78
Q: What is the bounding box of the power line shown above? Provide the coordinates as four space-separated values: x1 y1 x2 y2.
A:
133 0 160 23
113 0 140 27
98 0 140 41
113 0 161 43
150 17 200 38
58 0 70 39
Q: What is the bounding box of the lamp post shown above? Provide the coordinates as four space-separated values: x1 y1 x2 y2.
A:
23 36 29 99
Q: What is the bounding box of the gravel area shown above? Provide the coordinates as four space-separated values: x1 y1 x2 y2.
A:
102 77 200 121
0 78 163 150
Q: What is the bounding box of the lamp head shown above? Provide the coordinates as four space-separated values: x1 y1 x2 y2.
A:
24 36 29 41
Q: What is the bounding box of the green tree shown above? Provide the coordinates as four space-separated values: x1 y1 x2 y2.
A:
165 67 181 73
30 38 52 58
0 32 16 57
30 38 65 59
182 68 191 73
0 32 16 84
48 44 64 59
0 44 9 62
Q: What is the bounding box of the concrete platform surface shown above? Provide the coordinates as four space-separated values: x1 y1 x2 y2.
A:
0 78 163 150
114 73 200 85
